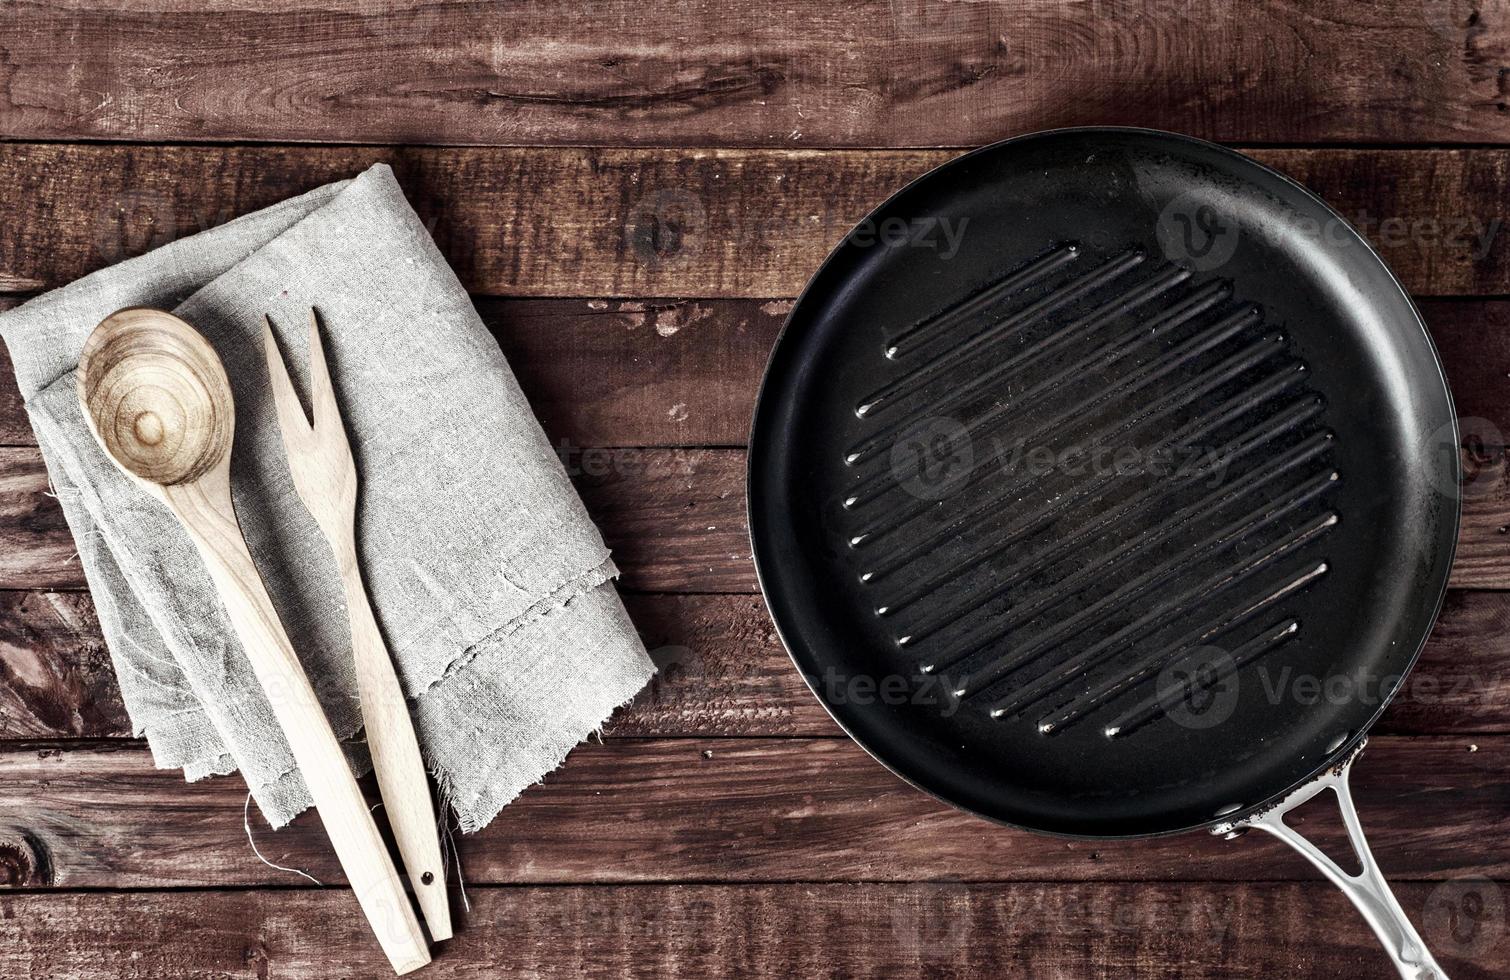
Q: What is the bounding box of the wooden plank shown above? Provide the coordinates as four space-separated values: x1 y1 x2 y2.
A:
574 448 750 593
6 444 1510 592
3 0 1507 149
0 737 1503 889
1455 450 1510 589
1 145 1508 297
0 296 785 450
5 297 1508 452
0 444 756 592
4 590 1509 741
3 881 1502 980
489 298 782 449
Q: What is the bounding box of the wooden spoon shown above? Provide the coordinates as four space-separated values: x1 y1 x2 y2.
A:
76 307 431 975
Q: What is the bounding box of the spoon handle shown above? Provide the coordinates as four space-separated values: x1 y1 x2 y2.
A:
168 481 431 975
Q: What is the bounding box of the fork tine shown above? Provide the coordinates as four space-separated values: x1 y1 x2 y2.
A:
306 308 346 439
262 315 314 449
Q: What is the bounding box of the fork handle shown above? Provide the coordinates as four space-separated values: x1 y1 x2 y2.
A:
166 483 430 974
337 545 453 942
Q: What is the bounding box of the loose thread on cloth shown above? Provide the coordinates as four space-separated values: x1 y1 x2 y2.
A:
242 790 471 913
439 816 471 914
44 481 97 565
243 792 323 886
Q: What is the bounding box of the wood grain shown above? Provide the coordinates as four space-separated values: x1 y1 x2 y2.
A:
0 448 76 588
0 737 1503 889
5 445 1510 592
2 145 1510 297
0 591 127 739
3 0 1508 149
4 590 1509 741
3 881 1503 980
489 298 784 449
0 296 786 450
8 297 1506 453
574 448 750 593
0 343 27 445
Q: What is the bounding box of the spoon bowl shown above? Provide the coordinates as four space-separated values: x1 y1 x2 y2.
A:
78 307 234 488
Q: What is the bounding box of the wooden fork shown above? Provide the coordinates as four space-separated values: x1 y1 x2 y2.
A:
262 309 452 942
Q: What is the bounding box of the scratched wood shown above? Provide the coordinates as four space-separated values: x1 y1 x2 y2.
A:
0 296 784 450
4 881 1503 980
4 444 1510 592
2 0 1507 149
4 296 1510 451
0 737 1502 889
2 589 1508 741
1 145 1509 297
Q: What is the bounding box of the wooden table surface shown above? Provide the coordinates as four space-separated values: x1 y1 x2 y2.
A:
2 2 1510 977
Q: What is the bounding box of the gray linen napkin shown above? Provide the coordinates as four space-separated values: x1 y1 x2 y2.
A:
0 164 654 831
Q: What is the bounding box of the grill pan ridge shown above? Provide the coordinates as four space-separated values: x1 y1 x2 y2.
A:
748 128 1460 840
840 244 1338 742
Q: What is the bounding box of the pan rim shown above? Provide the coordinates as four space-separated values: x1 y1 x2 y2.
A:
746 125 1462 840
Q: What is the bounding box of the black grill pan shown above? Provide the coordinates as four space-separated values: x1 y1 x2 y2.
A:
747 128 1460 978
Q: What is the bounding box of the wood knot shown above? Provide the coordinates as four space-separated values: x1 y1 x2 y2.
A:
0 831 52 887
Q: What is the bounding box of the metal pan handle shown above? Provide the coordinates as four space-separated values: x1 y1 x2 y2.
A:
1212 738 1446 979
